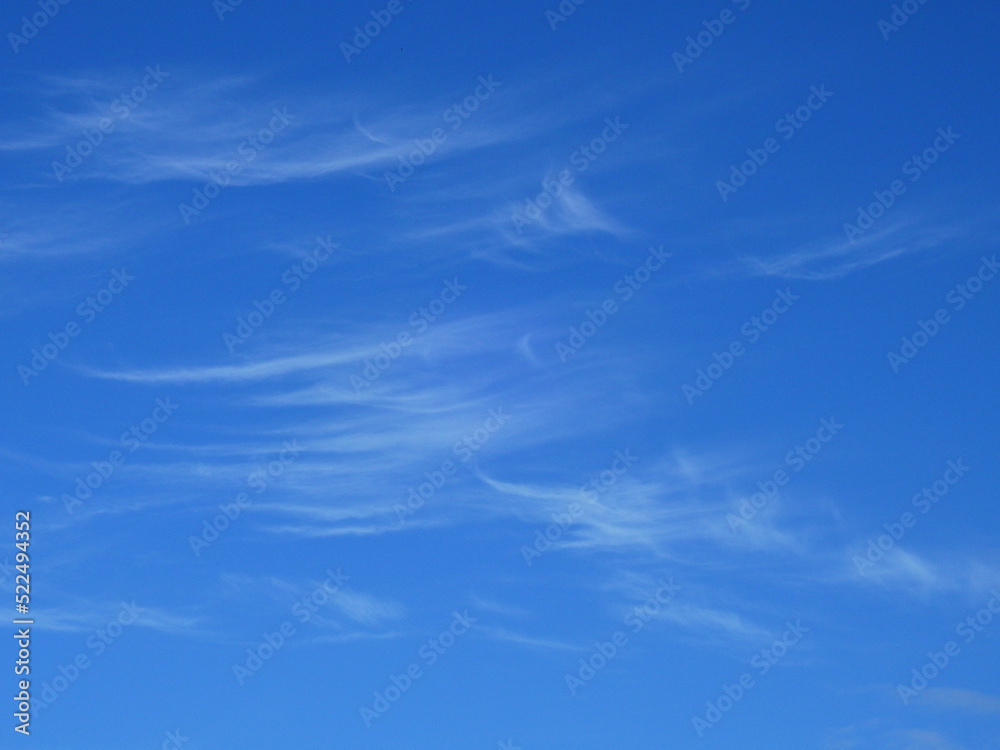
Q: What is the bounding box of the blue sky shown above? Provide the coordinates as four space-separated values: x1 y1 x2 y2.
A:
2 0 1000 748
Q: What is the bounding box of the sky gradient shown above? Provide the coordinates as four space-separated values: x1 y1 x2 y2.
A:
2 0 999 748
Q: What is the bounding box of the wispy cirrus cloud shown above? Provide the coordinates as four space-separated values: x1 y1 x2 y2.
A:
475 624 580 652
737 214 970 281
1 70 628 189
915 687 1000 715
827 724 970 750
30 601 205 637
